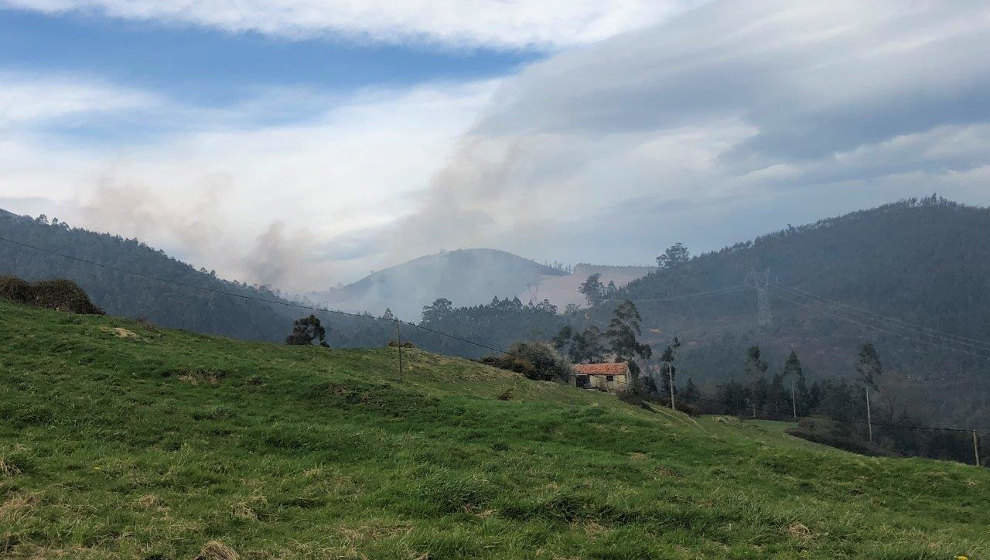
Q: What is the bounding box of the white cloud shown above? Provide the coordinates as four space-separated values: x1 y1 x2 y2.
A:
5 0 990 294
0 73 496 289
378 0 990 267
0 73 158 128
1 0 704 48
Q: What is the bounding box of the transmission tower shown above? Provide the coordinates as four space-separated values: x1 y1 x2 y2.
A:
746 269 773 328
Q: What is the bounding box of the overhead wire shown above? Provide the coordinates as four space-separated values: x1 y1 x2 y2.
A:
771 289 990 361
781 285 990 352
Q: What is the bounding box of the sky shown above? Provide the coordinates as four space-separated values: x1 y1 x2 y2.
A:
2 0 990 292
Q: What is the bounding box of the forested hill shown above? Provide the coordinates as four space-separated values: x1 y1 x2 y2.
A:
0 209 414 347
0 209 302 340
583 196 990 427
621 196 990 336
310 248 567 320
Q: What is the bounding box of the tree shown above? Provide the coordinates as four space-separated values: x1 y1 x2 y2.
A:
553 325 607 363
782 350 804 380
552 325 574 353
659 337 682 404
781 350 805 417
681 378 700 404
744 346 769 379
380 308 395 321
483 341 572 382
606 300 652 378
743 346 769 417
856 343 883 390
573 326 607 363
656 242 690 269
421 298 453 324
286 314 329 347
578 273 606 307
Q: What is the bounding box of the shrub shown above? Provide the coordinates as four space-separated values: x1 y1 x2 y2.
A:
286 314 328 347
483 341 573 382
0 276 32 303
30 279 103 314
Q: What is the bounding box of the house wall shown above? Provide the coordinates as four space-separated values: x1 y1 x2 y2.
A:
585 374 628 393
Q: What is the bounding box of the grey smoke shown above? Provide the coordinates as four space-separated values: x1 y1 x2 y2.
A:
74 175 332 291
377 0 990 271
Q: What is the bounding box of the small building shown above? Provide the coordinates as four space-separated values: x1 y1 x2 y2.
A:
570 363 630 393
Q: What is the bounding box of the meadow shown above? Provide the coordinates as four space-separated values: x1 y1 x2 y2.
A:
0 300 987 559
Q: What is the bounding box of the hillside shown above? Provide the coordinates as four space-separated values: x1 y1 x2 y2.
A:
525 263 654 309
1 300 988 559
0 209 441 351
311 248 567 320
558 197 990 427
0 208 302 341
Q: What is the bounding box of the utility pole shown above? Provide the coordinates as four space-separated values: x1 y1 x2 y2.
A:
865 386 873 443
667 364 676 412
791 379 797 420
974 430 981 467
394 319 404 382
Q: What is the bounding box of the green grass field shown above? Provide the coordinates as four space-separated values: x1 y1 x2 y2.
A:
1 300 987 559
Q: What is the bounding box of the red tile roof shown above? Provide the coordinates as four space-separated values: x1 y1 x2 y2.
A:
573 363 630 376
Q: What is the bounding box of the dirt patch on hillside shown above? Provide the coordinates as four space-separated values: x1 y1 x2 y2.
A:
100 326 139 339
168 368 229 386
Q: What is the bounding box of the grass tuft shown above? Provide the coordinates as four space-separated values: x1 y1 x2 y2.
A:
195 540 239 560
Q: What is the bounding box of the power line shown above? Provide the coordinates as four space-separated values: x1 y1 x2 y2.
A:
772 290 990 361
782 285 990 353
625 285 750 304
0 233 507 355
406 322 506 355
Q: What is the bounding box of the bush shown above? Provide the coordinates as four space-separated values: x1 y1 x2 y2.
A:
482 341 573 382
0 276 103 315
0 275 32 303
31 279 104 314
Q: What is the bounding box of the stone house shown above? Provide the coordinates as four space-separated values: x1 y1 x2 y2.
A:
570 362 630 393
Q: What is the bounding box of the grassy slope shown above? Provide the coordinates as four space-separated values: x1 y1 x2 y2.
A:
0 301 987 560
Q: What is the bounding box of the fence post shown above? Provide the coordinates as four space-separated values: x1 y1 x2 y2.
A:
668 365 676 411
974 430 981 467
865 387 873 443
395 319 403 382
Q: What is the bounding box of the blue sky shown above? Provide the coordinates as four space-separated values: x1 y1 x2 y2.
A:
2 1 990 293
0 8 537 108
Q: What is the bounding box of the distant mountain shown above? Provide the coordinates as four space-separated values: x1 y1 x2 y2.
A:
310 248 568 320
